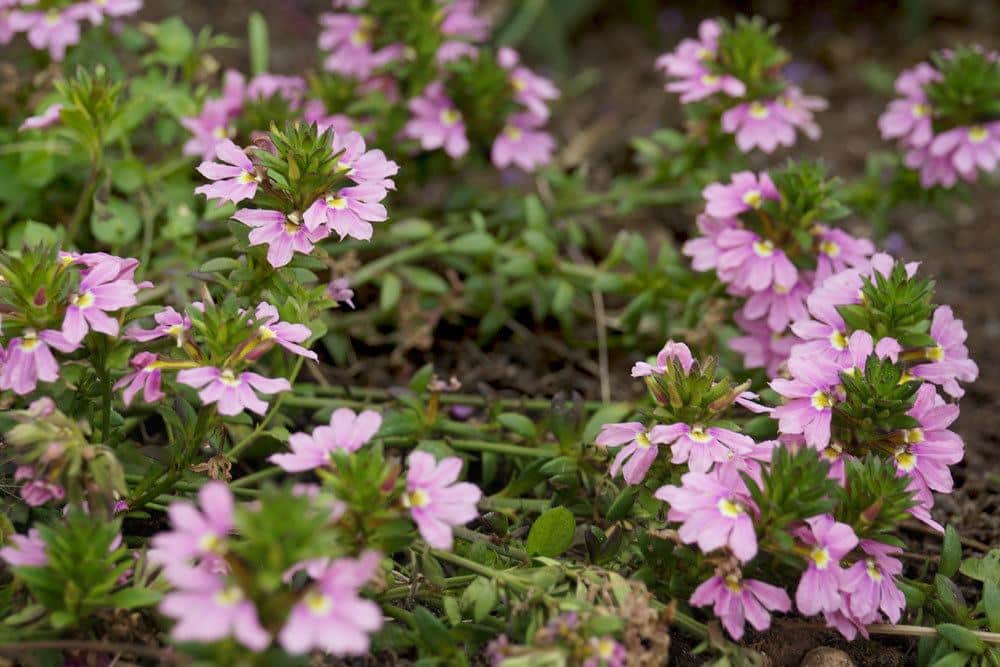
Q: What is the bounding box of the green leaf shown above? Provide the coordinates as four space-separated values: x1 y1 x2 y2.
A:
936 624 984 655
960 550 1000 582
460 576 497 622
582 404 633 443
940 525 961 577
91 198 141 245
450 232 495 255
526 506 575 557
497 413 537 439
107 587 162 609
929 652 972 667
379 273 402 312
398 266 449 294
984 581 1000 633
248 12 269 76
154 18 194 66
199 257 242 273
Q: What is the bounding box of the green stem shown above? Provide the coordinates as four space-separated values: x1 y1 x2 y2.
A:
230 466 283 488
227 357 305 462
67 161 102 245
430 549 528 593
480 497 552 512
453 526 530 562
291 385 626 412
381 436 554 459
350 238 444 287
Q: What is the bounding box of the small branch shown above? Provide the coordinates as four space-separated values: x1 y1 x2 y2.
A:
901 520 992 552
0 640 185 663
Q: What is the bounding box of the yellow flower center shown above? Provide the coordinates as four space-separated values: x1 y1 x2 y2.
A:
894 448 916 472
46 10 60 25
701 74 720 86
866 559 883 582
21 330 40 352
284 212 303 234
198 532 223 553
258 325 276 340
905 428 924 444
749 101 770 119
305 590 333 615
752 240 775 257
72 291 95 310
912 103 930 118
511 77 526 92
220 369 241 387
238 170 257 184
717 497 745 518
773 283 790 295
696 47 713 61
213 586 244 607
403 488 431 508
689 427 712 443
596 639 617 659
742 189 763 208
820 240 841 258
822 443 843 461
325 195 348 210
635 431 652 449
504 125 523 141
927 345 945 362
968 126 988 144
829 330 848 351
811 390 834 410
440 109 461 126
212 126 229 139
810 547 831 569
898 371 914 385
724 573 743 592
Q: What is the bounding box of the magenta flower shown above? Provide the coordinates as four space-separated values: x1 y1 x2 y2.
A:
771 356 841 448
702 171 780 219
655 20 721 79
894 383 964 505
668 70 745 103
654 422 755 473
929 125 1000 181
905 145 959 188
159 567 270 650
741 278 811 333
181 99 236 161
68 0 143 24
596 422 672 484
491 112 555 172
177 366 290 416
631 339 694 377
18 472 66 507
794 515 858 616
773 86 827 137
404 82 469 159
403 451 482 550
0 528 47 567
330 129 399 192
498 48 560 120
894 62 941 99
303 183 387 241
233 209 330 268
10 9 81 61
0 329 79 395
682 214 737 272
149 482 233 569
114 352 165 406
250 302 317 361
303 99 354 135
722 101 798 154
440 0 489 41
269 408 382 472
910 305 979 398
716 228 798 293
655 463 759 561
62 259 140 344
318 13 402 79
126 305 193 346
279 550 383 655
19 103 62 131
814 226 875 280
582 637 628 667
246 74 307 106
729 313 796 377
690 571 791 640
327 278 355 308
195 139 260 206
878 98 933 148
841 540 905 624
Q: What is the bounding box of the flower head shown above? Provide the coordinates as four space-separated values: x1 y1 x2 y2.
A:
177 366 290 416
794 515 858 616
270 408 382 472
690 571 791 640
403 451 482 550
195 139 260 206
404 82 469 158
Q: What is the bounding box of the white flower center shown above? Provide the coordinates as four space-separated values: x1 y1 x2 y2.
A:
21 330 40 352
866 559 883 582
258 325 276 340
403 488 431 508
894 447 917 472
220 370 242 387
305 590 333 616
688 427 712 443
749 101 770 120
72 291 95 310
325 195 348 210
238 170 257 184
752 240 775 257
213 586 244 607
811 390 834 410
829 330 848 351
717 497 745 518
634 431 652 449
810 547 831 569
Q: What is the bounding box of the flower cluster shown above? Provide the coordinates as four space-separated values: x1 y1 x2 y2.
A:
1 0 141 61
487 612 627 667
683 163 874 377
657 17 826 153
0 249 148 395
195 122 397 267
879 47 1000 188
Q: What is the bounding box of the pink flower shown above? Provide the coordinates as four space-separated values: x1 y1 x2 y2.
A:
814 227 875 281
910 306 978 398
894 62 940 99
19 103 62 131
894 383 964 505
303 99 354 135
149 482 233 570
440 0 489 41
596 422 669 484
716 228 798 292
840 540 904 624
303 182 387 241
247 74 306 106
0 528 47 567
177 366 290 416
249 302 317 360
69 0 143 24
159 567 270 650
654 422 755 473
794 515 858 616
330 130 398 192
318 14 401 79
722 101 798 154
878 98 933 148
194 139 260 206
498 48 560 120
62 259 140 343
11 9 81 60
655 20 722 80
233 209 330 268
741 278 811 333
491 113 555 172
269 408 382 472
690 572 791 640
729 313 794 377
582 637 628 667
404 82 469 159
181 97 239 161
771 356 840 449
655 463 759 561
905 145 959 188
631 339 694 377
772 86 827 139
125 305 193 346
702 171 780 220
682 215 737 272
327 278 355 308
403 451 482 550
929 125 1000 181
0 329 79 395
279 550 383 655
114 352 165 406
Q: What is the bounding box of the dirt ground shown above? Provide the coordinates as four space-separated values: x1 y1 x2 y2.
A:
143 2 1000 664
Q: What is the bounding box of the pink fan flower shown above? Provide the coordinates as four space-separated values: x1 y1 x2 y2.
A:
303 183 387 241
655 463 759 561
319 14 402 79
195 139 260 206
0 528 47 567
247 74 306 106
249 302 317 360
682 214 738 272
631 339 694 377
690 571 791 640
878 98 933 148
279 550 383 655
177 366 290 416
702 171 780 219
771 356 841 448
596 422 673 484
114 352 165 406
773 86 827 139
18 470 66 507
303 99 354 135
126 305 192 346
741 278 811 333
159 567 270 651
840 540 905 624
929 124 1000 181
0 329 79 395
715 227 798 292
722 101 798 154
667 70 745 103
910 305 978 398
894 62 940 99
269 408 381 472
181 99 237 161
403 451 482 550
233 209 330 268
69 0 143 24
655 20 722 80
149 482 234 569
19 103 62 131
62 259 140 343
404 82 469 158
905 145 959 188
327 278 355 308
440 0 489 41
491 112 555 172
729 312 795 377
583 637 627 667
894 383 965 505
330 130 399 192
654 422 755 473
794 515 858 616
498 48 560 120
10 9 81 60
814 226 875 281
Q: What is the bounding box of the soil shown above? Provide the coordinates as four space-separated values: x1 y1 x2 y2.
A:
138 2 999 665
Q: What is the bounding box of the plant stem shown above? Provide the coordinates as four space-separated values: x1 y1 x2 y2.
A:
67 162 102 245
0 640 185 663
382 436 554 459
227 357 305 462
480 497 552 512
866 624 1000 644
230 466 283 488
454 526 531 562
350 238 443 287
430 549 528 593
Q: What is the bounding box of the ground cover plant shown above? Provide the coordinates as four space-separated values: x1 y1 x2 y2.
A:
0 1 998 665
